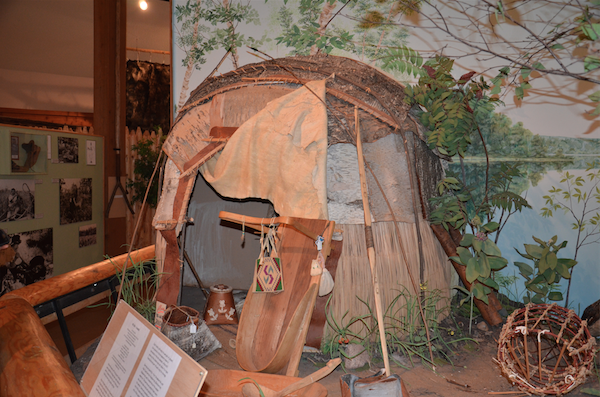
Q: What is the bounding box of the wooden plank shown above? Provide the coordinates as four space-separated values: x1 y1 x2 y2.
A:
0 295 86 397
155 174 195 305
234 216 333 374
200 369 327 397
210 126 238 138
181 141 225 177
0 107 93 127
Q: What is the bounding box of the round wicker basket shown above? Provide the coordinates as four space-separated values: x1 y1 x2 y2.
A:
496 303 596 395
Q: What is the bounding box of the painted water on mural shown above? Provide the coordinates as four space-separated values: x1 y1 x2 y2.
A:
449 156 600 314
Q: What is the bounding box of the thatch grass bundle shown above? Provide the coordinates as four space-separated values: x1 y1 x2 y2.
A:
325 220 452 340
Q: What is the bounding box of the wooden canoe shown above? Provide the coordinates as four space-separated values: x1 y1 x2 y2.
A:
219 212 334 376
199 369 328 397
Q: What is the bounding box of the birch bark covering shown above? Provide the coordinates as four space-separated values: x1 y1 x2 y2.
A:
200 80 329 219
327 134 415 224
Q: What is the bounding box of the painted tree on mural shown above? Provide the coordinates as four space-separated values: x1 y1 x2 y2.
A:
275 0 423 77
174 0 264 110
382 0 600 114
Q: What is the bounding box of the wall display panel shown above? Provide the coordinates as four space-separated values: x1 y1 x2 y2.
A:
0 125 104 292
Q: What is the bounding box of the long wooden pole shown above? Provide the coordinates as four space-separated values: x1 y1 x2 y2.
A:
355 108 391 376
6 245 155 307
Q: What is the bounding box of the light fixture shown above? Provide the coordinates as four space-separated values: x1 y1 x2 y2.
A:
139 0 148 10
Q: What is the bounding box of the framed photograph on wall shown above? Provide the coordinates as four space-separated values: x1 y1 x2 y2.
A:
1 228 53 296
58 136 79 164
79 224 97 248
9 132 47 174
59 178 92 225
10 136 19 160
0 179 35 223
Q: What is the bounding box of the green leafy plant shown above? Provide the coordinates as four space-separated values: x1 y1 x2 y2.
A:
449 219 508 304
323 295 372 368
540 161 600 306
275 0 354 55
127 137 165 208
404 55 497 157
102 256 161 323
324 286 473 371
406 57 532 314
494 271 524 310
514 235 577 304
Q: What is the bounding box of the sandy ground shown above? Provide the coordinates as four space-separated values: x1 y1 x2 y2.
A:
201 324 599 397
56 287 598 396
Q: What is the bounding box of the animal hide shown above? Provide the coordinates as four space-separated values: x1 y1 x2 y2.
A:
126 60 170 133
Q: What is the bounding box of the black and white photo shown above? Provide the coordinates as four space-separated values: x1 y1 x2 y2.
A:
0 179 35 223
58 136 79 163
0 228 53 296
79 224 97 248
59 178 92 225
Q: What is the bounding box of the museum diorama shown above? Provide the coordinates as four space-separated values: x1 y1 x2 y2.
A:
0 1 598 397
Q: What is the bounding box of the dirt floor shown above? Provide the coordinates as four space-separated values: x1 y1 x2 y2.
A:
57 287 599 396
201 322 599 397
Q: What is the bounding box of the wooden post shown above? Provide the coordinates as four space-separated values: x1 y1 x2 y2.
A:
95 0 127 256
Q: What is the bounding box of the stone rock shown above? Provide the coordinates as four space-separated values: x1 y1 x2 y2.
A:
476 321 489 332
343 343 370 370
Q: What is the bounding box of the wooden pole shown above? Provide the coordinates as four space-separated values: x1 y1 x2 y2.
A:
6 245 155 307
355 108 391 377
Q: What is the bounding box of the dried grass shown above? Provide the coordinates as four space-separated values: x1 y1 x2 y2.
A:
325 220 452 339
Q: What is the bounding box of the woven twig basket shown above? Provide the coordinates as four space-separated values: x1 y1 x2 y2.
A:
496 303 596 396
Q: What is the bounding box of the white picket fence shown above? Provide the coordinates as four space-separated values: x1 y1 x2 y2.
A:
125 126 164 249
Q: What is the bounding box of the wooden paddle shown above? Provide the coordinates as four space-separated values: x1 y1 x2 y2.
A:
241 358 341 397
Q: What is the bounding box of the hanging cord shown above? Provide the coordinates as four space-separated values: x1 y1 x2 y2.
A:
246 49 436 368
116 148 164 304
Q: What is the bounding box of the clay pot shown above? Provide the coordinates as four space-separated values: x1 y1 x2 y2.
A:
204 284 238 325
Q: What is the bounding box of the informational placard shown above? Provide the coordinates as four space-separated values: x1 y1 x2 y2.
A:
89 312 150 397
125 335 182 397
81 301 207 397
87 140 97 165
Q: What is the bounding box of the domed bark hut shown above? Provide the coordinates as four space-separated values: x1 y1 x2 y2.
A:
153 55 501 350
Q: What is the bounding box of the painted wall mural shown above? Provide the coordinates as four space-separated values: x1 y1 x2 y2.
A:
171 0 599 312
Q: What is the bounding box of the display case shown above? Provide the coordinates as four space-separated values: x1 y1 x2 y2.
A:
2 131 48 175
